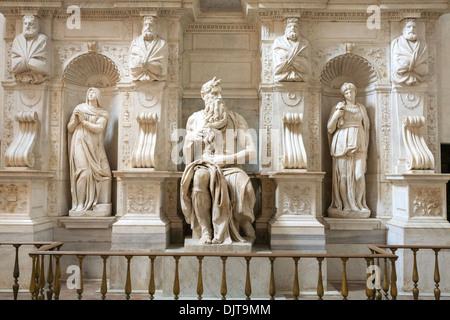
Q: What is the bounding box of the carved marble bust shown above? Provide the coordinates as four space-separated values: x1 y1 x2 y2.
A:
129 15 168 82
391 18 428 86
180 77 256 245
11 15 50 84
273 17 310 82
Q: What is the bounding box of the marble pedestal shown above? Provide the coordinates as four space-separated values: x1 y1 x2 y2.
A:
109 170 176 290
0 170 54 289
386 173 450 295
0 170 54 238
111 171 175 251
267 171 327 292
268 172 326 251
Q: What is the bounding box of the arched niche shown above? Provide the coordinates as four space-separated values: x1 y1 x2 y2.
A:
319 53 379 216
63 53 121 88
61 52 121 213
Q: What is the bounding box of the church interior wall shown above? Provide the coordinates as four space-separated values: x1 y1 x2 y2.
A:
437 14 450 144
0 1 450 295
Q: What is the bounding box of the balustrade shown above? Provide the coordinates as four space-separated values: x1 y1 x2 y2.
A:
377 245 449 301
1 242 449 300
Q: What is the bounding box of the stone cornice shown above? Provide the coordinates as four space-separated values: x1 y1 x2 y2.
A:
0 0 447 21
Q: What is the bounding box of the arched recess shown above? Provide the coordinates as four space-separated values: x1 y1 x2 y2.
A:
61 52 121 213
320 53 378 96
63 52 121 88
319 53 379 217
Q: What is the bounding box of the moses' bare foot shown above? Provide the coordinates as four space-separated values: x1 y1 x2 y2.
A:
199 233 212 244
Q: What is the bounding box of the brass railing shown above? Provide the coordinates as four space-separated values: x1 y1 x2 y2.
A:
20 242 399 300
3 242 448 300
0 241 63 300
376 245 450 300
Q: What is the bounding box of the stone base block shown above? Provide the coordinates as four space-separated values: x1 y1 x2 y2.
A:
69 203 112 217
111 219 170 251
184 237 254 253
59 216 117 229
324 218 387 282
270 217 326 251
327 207 371 219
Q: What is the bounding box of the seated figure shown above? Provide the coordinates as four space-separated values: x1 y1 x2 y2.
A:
180 77 257 245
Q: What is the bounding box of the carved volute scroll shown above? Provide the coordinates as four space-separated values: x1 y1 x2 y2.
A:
5 111 39 168
402 116 435 171
282 113 307 169
131 112 158 168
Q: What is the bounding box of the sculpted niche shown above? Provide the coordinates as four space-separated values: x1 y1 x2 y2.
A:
180 77 257 245
273 17 310 82
11 15 50 84
67 87 112 216
327 83 370 218
391 18 428 86
129 15 168 82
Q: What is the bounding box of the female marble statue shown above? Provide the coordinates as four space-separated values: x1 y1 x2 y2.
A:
67 87 111 212
327 83 370 218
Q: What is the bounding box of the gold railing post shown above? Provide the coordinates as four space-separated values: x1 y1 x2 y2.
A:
100 255 108 300
53 255 61 300
38 253 45 300
46 254 54 300
292 257 300 300
125 255 133 300
33 245 42 299
316 257 324 300
269 257 276 300
382 258 389 300
173 256 180 300
245 257 252 300
364 258 373 300
12 244 21 300
375 258 382 300
76 255 85 300
29 254 37 300
197 256 204 300
389 248 398 300
341 257 348 300
411 248 419 300
433 248 441 300
220 256 227 300
149 256 156 300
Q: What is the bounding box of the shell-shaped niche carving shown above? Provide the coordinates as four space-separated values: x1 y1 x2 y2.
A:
320 54 378 94
63 53 120 88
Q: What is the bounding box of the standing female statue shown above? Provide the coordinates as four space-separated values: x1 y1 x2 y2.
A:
67 87 112 213
327 83 370 218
